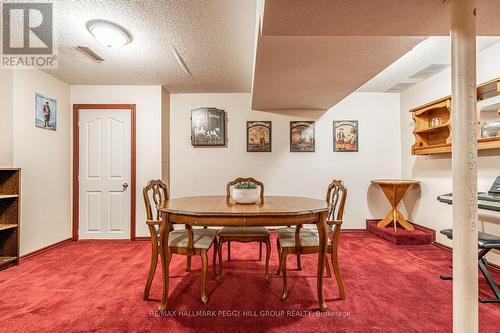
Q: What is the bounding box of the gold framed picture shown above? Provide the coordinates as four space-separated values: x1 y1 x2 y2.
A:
247 121 271 152
333 120 358 152
290 121 315 152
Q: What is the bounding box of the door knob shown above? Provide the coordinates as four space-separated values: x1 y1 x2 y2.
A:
122 183 129 191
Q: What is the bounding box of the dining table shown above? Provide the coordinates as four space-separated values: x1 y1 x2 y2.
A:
157 195 330 312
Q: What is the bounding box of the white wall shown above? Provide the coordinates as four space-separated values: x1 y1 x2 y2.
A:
400 43 500 265
12 69 72 255
170 93 402 229
0 70 14 166
71 85 163 237
162 88 170 185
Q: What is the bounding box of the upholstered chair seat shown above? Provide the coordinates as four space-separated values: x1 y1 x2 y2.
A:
169 229 218 249
277 228 332 248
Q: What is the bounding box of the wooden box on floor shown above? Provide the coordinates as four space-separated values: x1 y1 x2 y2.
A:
0 168 20 271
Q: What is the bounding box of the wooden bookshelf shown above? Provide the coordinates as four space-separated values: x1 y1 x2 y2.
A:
0 168 20 271
411 77 500 155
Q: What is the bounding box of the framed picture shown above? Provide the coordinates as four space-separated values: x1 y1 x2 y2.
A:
247 121 272 152
191 107 226 146
333 120 358 152
290 121 315 152
35 93 57 131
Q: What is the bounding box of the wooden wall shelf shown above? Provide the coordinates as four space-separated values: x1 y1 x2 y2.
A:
414 124 450 135
411 97 452 155
0 256 17 266
0 195 19 200
0 224 18 231
0 168 20 271
411 77 500 155
477 77 500 100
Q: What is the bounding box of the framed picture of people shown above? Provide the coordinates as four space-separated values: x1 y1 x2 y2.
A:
247 121 272 152
191 107 226 146
333 120 358 152
290 121 315 152
35 93 57 131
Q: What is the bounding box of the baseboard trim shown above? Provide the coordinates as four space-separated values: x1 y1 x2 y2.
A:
134 236 150 241
432 241 452 251
341 229 368 233
20 238 73 261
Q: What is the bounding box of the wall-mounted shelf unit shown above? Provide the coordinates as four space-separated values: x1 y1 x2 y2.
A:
477 77 500 101
411 96 452 155
411 77 500 155
0 168 20 271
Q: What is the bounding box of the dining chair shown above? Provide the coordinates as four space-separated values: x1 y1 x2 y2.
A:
217 177 271 281
143 179 218 304
276 179 346 301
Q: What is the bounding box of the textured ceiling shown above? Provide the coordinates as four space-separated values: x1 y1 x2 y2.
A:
252 0 500 111
252 36 425 110
41 0 500 109
359 37 500 93
261 0 500 36
44 0 256 92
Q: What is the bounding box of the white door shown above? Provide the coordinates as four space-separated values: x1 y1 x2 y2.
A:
79 109 131 239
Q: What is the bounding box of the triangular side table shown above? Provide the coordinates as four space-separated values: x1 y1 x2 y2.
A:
371 179 420 232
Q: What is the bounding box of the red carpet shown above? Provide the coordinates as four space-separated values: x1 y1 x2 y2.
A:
367 220 435 245
0 232 498 333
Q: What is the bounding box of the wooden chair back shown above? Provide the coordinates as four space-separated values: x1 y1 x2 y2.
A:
292 179 347 253
326 179 347 222
226 177 264 203
143 179 169 222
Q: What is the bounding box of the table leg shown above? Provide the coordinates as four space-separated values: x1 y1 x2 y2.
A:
396 210 414 231
316 211 328 312
377 209 415 231
377 210 394 228
393 208 397 233
159 212 171 311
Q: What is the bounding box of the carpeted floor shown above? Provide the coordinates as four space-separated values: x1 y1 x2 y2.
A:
0 232 498 333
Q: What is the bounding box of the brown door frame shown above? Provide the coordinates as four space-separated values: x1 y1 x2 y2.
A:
73 104 137 241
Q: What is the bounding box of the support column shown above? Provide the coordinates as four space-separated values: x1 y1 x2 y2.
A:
451 1 478 332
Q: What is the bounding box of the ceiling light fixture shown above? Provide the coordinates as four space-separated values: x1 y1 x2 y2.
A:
87 20 132 48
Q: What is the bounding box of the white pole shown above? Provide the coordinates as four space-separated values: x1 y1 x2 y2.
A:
451 1 478 332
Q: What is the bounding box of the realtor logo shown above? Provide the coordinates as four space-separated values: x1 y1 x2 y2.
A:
1 1 57 68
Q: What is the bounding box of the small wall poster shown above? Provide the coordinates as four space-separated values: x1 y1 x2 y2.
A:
247 121 272 152
333 120 358 152
290 121 315 152
191 107 226 146
35 93 57 131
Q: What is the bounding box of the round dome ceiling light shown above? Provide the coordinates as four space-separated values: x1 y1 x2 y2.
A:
87 20 132 48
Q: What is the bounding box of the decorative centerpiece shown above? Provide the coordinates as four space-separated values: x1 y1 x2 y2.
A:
232 181 260 204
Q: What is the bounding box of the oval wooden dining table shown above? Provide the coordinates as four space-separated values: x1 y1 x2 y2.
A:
157 195 330 312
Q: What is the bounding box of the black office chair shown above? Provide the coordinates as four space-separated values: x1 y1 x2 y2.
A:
439 228 500 303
